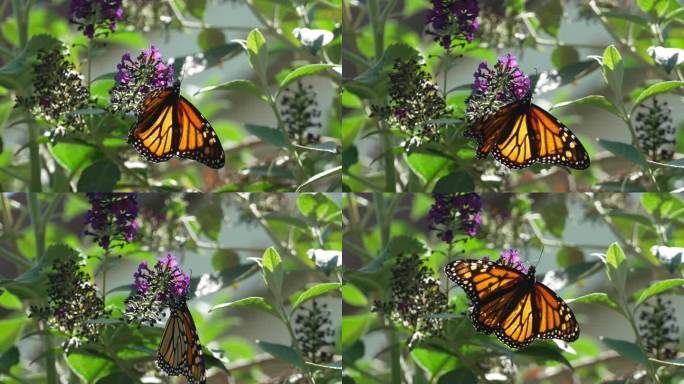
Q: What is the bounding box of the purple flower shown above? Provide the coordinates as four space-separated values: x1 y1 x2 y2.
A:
69 0 124 39
470 53 530 104
499 248 527 273
428 193 481 244
426 0 480 50
84 193 138 250
131 254 191 302
109 46 175 114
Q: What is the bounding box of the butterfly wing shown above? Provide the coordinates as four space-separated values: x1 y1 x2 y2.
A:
465 101 522 160
445 259 526 303
532 282 580 342
467 100 591 169
128 88 178 163
174 95 225 169
525 103 590 169
157 301 206 384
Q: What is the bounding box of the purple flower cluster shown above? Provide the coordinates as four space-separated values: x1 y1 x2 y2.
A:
133 254 190 301
109 46 174 114
473 53 530 100
69 0 124 38
428 193 481 244
426 0 480 50
84 193 138 250
498 248 527 273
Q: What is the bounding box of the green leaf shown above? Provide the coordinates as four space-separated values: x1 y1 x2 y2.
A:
604 243 627 294
49 143 96 173
552 95 622 117
341 313 371 349
296 166 342 192
551 46 579 69
601 337 648 365
0 346 19 372
197 27 226 52
245 124 290 149
262 247 284 301
406 153 449 185
342 284 369 307
516 344 572 368
438 368 477 384
631 81 684 110
0 317 24 353
637 0 655 13
598 139 647 167
210 296 280 318
67 352 115 382
77 160 121 192
602 45 624 100
246 29 269 86
186 0 207 20
291 282 342 310
96 372 132 384
279 64 339 89
411 348 458 377
635 279 684 307
211 249 240 271
0 290 23 311
433 171 474 192
567 292 622 314
556 246 584 268
354 43 418 85
535 0 563 37
256 340 306 369
194 79 266 101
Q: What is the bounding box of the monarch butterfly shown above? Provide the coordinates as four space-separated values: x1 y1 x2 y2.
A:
157 299 206 384
129 81 225 169
465 97 590 170
445 258 580 349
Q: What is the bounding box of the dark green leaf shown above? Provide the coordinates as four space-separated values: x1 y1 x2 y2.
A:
601 337 648 365
211 249 240 271
77 160 120 192
0 346 19 372
556 246 584 268
535 0 563 37
96 372 132 384
256 340 306 369
517 344 572 368
598 139 647 167
438 368 477 384
245 124 290 149
433 171 474 192
197 28 226 52
186 0 207 19
551 46 579 69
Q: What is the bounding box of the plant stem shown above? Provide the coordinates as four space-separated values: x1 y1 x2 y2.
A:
41 321 58 384
28 123 42 192
388 321 402 384
12 0 27 49
87 39 93 86
28 193 44 258
280 308 315 384
368 0 396 191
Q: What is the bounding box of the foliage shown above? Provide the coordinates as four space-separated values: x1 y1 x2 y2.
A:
0 192 342 383
0 0 341 192
342 0 684 192
342 192 684 383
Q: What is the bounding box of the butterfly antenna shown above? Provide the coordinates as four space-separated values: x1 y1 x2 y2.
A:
535 245 544 267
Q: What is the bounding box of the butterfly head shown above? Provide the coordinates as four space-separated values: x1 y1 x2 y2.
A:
527 265 536 279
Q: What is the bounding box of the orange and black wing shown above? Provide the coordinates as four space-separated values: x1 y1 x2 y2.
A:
174 95 225 169
157 301 206 384
128 88 178 163
445 259 526 303
525 103 590 169
467 100 590 169
531 282 580 342
465 101 521 161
